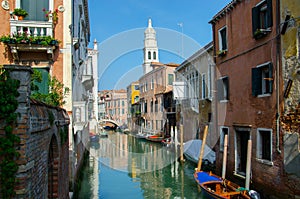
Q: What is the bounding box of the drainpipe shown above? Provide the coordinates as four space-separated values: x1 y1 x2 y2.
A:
276 0 281 154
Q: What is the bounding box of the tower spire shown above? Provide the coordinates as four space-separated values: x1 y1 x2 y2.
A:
143 18 159 74
148 18 152 28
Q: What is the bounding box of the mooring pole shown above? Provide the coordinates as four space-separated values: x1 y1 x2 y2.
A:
197 125 208 171
222 134 228 179
245 139 252 190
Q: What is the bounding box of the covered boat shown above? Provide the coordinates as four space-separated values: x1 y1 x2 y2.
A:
184 139 215 164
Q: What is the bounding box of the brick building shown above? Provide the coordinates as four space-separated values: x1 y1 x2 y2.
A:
210 0 300 198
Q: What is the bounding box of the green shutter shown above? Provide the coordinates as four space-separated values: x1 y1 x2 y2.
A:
268 62 273 93
267 0 273 28
252 6 260 36
252 68 262 96
217 79 224 101
35 68 49 94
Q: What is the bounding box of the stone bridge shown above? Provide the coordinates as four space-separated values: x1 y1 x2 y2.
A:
99 119 120 127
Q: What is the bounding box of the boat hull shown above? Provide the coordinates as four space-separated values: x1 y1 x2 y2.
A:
146 135 164 142
194 171 251 199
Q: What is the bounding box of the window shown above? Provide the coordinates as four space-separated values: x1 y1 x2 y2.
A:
257 128 272 162
32 68 49 94
148 51 151 59
220 127 229 152
218 26 227 51
252 0 273 38
134 96 139 103
201 73 207 99
134 85 139 90
155 100 158 112
217 76 229 101
144 102 147 113
153 51 156 60
150 101 153 112
168 74 174 85
151 78 154 89
252 62 273 96
20 0 49 21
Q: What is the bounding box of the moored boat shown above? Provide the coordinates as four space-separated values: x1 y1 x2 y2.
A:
194 126 260 199
194 171 255 199
146 135 164 142
183 139 215 165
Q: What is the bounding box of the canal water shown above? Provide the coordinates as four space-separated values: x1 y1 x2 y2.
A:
77 131 206 199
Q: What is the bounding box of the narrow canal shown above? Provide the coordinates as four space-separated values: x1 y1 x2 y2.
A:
77 131 206 199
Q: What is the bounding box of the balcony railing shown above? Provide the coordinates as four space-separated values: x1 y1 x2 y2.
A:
10 18 54 37
7 18 56 61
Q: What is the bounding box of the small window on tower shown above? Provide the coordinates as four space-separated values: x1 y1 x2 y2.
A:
153 51 156 60
148 51 151 59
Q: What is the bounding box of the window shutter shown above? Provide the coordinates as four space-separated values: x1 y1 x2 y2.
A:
33 68 49 95
268 62 273 93
267 0 273 28
252 68 262 96
217 79 224 101
252 6 260 36
224 77 229 100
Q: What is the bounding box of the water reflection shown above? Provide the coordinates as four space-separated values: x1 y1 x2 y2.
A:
80 131 203 199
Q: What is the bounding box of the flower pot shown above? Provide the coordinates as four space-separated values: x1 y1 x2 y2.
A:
18 16 24 20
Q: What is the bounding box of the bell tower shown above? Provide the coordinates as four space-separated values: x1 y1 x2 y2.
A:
143 18 159 74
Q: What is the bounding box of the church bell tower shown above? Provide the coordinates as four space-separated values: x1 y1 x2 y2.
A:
143 18 159 74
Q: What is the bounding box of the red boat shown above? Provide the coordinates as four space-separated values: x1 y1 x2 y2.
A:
146 135 164 142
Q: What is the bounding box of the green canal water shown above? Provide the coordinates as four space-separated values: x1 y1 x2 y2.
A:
77 131 206 199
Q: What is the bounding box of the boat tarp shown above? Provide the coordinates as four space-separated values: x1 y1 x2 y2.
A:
183 139 216 164
195 171 222 183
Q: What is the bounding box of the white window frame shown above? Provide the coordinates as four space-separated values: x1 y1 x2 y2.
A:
256 61 272 97
256 128 273 165
220 126 229 152
218 26 228 51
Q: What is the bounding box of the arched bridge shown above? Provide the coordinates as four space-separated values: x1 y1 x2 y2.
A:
99 119 120 127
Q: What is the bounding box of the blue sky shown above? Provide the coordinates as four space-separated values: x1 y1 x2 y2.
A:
88 1 231 90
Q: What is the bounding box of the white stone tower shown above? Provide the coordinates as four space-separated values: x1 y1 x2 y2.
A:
143 18 159 74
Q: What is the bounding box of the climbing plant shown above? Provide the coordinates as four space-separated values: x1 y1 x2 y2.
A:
0 68 20 198
31 69 70 107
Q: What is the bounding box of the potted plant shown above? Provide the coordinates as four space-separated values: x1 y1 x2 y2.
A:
217 49 227 57
0 33 59 46
13 8 28 20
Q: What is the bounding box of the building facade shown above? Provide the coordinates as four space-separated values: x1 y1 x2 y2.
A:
87 40 99 134
101 89 128 126
175 42 214 145
69 0 93 193
127 81 140 132
210 0 300 197
0 0 70 197
139 62 178 135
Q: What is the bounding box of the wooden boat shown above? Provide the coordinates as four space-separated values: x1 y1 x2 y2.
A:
146 135 164 142
194 171 252 199
194 126 260 199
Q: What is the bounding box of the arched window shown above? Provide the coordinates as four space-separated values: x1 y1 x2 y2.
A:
153 51 156 60
148 51 151 59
